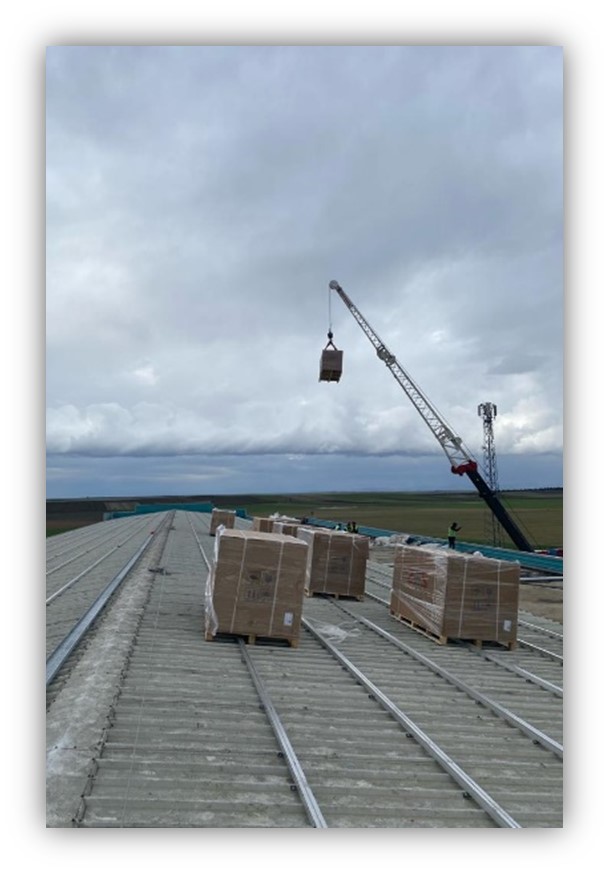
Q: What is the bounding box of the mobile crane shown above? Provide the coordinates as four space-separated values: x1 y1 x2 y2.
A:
321 279 534 553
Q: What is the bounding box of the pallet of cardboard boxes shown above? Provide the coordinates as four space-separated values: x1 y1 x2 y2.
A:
272 520 301 537
251 513 302 536
203 528 309 647
390 544 519 649
296 526 369 600
266 514 301 538
209 508 236 536
251 516 274 533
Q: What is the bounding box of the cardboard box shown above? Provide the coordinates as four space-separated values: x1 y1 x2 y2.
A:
204 529 309 645
251 516 274 533
209 508 236 536
296 527 369 599
390 545 520 646
272 521 301 537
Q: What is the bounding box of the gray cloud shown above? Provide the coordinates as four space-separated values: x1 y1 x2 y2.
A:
46 45 563 496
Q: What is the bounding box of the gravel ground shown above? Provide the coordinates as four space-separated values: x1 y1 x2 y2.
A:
517 584 563 624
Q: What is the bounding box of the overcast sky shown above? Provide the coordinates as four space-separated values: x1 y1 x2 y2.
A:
46 44 563 498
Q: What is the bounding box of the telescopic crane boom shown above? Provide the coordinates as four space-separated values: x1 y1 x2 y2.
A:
326 280 534 553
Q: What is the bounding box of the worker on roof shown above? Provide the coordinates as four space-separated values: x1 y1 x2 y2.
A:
447 522 461 549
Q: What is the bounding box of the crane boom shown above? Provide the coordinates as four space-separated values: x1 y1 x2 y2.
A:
328 280 534 553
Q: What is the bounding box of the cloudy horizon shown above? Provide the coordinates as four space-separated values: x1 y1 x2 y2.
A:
46 45 563 499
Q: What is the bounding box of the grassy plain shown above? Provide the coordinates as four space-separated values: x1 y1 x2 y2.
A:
47 489 563 550
216 489 563 550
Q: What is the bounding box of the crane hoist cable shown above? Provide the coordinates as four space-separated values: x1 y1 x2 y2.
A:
325 283 337 349
319 287 344 382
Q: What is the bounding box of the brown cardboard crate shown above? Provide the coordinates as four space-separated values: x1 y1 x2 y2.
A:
390 545 519 647
209 509 236 536
204 529 309 646
272 521 301 537
251 517 274 533
297 527 369 599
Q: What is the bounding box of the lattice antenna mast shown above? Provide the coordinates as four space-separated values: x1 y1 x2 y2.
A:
478 402 501 546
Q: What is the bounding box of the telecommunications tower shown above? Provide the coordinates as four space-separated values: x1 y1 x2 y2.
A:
478 402 502 546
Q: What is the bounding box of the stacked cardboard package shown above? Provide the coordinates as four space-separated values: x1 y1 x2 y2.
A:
296 527 369 599
251 517 274 533
209 508 236 536
204 529 309 646
390 545 520 647
272 521 301 537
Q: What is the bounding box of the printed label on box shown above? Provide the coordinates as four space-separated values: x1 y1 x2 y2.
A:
283 612 294 626
243 569 276 602
503 619 512 632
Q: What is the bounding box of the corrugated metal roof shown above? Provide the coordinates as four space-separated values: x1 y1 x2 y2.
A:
46 510 563 828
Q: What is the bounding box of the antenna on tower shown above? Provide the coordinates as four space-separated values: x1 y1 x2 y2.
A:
478 402 502 547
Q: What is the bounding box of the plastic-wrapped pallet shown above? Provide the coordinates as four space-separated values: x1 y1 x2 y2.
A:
203 529 309 646
269 513 301 537
296 527 369 599
390 545 520 647
272 521 301 537
209 508 236 536
251 517 274 532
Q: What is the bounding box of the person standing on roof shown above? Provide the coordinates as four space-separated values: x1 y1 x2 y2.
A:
447 522 461 549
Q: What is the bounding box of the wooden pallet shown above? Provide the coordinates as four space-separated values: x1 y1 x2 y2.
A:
305 589 365 602
203 629 299 648
390 610 449 645
469 638 518 652
390 610 517 650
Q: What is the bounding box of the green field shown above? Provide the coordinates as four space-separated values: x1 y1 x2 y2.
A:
212 489 563 550
47 489 563 550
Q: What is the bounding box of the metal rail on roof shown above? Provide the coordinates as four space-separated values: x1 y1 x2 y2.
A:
239 641 328 828
462 644 563 697
46 532 156 687
516 639 563 664
333 603 563 760
364 572 564 692
302 616 523 828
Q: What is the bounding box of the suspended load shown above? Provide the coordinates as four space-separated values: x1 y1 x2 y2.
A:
319 332 343 382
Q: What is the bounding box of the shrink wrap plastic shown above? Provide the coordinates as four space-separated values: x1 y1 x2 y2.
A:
391 545 520 645
305 617 361 643
269 513 301 523
204 527 309 644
